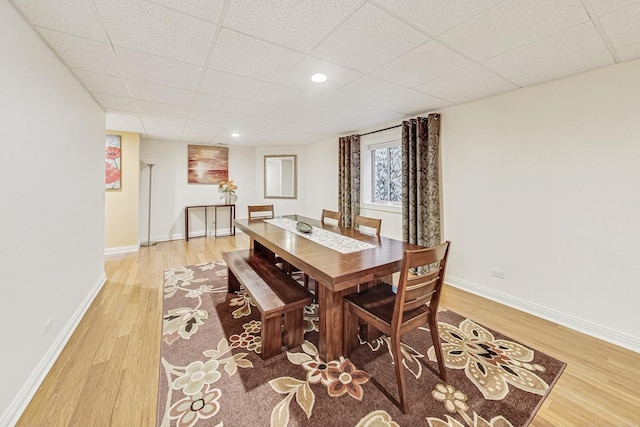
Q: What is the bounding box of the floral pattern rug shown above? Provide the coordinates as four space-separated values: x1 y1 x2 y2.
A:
158 261 565 427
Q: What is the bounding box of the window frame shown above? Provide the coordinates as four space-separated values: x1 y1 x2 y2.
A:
361 128 402 214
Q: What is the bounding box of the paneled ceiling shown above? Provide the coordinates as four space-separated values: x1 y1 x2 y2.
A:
10 0 640 146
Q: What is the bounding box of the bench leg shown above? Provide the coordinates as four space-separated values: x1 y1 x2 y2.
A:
284 308 304 349
261 315 283 360
227 268 240 293
343 302 360 357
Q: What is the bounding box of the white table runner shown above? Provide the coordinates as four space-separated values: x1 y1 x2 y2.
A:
264 218 377 254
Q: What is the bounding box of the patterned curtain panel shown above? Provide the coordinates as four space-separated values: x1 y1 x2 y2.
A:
402 114 441 248
338 134 361 228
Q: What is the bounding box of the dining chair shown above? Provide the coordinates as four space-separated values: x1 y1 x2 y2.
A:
343 241 451 414
246 204 299 279
353 215 382 236
248 204 274 220
321 209 342 226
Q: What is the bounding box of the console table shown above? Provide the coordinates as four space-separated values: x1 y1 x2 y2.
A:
184 204 236 241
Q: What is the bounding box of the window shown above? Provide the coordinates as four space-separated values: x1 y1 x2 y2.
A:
372 145 401 204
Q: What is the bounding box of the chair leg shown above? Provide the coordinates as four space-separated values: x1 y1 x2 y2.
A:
429 316 447 382
342 303 360 357
391 336 409 414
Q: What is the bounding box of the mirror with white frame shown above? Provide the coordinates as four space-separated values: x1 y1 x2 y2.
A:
264 155 297 199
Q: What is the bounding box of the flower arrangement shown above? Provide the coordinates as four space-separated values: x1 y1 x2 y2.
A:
218 180 237 203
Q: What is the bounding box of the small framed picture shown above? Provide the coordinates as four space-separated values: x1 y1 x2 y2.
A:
187 144 229 184
105 134 121 191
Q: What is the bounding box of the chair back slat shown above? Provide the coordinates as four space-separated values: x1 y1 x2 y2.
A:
404 272 438 311
392 241 451 331
321 209 342 226
248 205 274 219
353 215 382 236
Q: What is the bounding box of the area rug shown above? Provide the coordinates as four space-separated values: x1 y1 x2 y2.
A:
158 261 565 427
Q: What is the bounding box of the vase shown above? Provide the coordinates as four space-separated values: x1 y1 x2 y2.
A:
224 193 231 204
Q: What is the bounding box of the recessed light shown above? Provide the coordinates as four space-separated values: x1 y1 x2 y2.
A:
231 133 239 137
311 73 327 83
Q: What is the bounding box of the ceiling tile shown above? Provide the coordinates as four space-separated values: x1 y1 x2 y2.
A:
334 76 407 103
371 41 473 87
415 65 514 100
134 100 190 118
482 23 610 80
224 0 362 52
589 0 640 15
375 0 503 36
279 111 375 131
267 120 336 136
200 70 273 100
311 3 430 73
151 0 225 23
93 93 136 111
617 40 640 60
181 128 217 143
12 0 104 41
446 81 518 104
209 29 305 82
277 57 362 93
186 120 228 131
139 115 186 139
72 69 129 97
95 0 215 65
511 52 615 86
259 84 400 123
114 47 203 90
368 89 452 115
139 114 186 128
127 80 196 106
439 0 590 61
106 110 145 133
38 28 120 76
192 93 257 114
188 108 275 128
212 125 323 145
14 0 640 145
599 2 640 48
106 119 145 133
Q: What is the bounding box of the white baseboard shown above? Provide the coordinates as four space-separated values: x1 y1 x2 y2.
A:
105 244 139 255
0 273 107 427
151 227 237 243
445 275 640 353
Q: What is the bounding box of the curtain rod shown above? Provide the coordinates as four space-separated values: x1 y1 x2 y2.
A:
357 124 401 137
356 113 440 137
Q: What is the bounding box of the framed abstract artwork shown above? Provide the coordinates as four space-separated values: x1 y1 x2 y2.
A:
187 144 229 184
105 134 121 191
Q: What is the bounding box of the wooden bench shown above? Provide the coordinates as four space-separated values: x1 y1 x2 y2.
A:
222 249 314 359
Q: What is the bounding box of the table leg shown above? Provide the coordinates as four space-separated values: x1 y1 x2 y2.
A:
214 206 218 237
185 208 189 241
317 285 346 362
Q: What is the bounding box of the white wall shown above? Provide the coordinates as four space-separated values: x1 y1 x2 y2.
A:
441 59 640 351
303 138 339 218
139 139 256 241
0 3 107 424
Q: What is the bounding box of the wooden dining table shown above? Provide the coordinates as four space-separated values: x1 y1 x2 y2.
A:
234 214 423 361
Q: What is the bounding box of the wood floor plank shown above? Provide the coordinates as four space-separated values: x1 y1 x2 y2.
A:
16 235 640 426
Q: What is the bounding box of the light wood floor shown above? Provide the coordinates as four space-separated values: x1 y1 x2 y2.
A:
18 236 640 426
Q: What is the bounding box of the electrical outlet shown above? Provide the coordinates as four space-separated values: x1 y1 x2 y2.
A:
44 318 53 334
490 269 505 279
